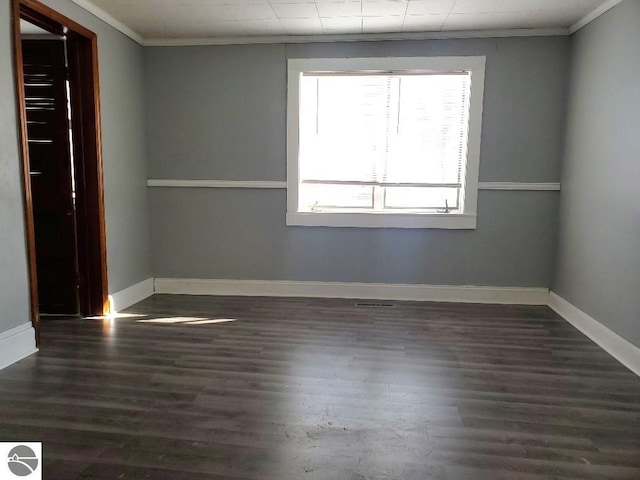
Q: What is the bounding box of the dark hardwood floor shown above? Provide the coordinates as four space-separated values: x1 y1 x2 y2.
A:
1 294 640 479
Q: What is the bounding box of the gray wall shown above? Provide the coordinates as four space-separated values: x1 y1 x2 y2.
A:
554 0 640 346
0 0 31 333
146 37 569 287
0 0 152 336
35 0 153 294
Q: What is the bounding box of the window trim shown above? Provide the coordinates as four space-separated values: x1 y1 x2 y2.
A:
286 56 486 229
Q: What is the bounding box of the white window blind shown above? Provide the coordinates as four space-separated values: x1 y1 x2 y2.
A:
298 71 471 212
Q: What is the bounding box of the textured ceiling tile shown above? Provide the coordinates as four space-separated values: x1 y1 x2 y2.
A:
402 13 447 31
362 1 408 17
229 19 284 34
320 15 363 33
225 4 277 20
499 0 602 12
488 11 555 28
271 2 318 18
442 12 497 30
362 15 405 32
280 17 324 33
82 0 610 39
450 0 505 14
270 0 315 3
316 2 362 18
405 0 456 16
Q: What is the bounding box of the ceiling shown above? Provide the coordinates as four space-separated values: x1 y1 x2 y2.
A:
84 0 609 41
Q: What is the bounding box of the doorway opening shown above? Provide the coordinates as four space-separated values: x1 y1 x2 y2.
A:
12 0 109 345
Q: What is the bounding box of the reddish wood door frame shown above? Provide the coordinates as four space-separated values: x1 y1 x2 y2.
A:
12 0 109 345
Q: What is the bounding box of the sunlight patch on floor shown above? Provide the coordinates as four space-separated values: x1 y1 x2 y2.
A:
136 317 237 325
85 313 147 320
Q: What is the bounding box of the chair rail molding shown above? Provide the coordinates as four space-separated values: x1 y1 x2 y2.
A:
147 179 560 191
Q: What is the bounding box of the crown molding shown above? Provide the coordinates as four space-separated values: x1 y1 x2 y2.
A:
70 0 144 44
143 28 568 47
570 0 625 34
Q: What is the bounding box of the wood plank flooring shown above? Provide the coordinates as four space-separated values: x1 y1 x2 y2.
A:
1 294 640 479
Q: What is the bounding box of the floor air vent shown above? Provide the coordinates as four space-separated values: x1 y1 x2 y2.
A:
355 302 396 308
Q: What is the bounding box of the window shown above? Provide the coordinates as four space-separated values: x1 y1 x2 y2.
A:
287 56 485 229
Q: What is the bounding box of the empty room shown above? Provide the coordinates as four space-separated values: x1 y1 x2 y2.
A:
0 0 639 478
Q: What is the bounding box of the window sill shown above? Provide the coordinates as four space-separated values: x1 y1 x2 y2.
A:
286 212 477 229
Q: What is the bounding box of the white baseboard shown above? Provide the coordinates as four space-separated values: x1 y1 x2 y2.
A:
549 291 640 377
154 278 549 305
109 277 154 312
0 323 37 372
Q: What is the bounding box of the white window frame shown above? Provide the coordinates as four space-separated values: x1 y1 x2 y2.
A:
286 56 485 229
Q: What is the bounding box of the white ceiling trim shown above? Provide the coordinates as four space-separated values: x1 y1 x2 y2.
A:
570 0 625 34
71 0 620 47
144 28 569 47
71 0 144 44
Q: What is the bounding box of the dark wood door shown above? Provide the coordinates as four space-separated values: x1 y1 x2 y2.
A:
22 39 79 315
